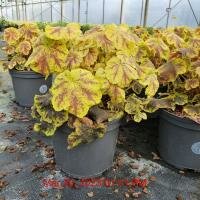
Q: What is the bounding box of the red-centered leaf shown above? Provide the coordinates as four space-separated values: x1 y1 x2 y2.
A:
174 27 193 41
65 50 84 69
163 31 185 49
108 84 125 104
105 24 138 50
188 37 200 49
26 40 68 75
3 45 15 55
4 27 20 45
45 25 68 40
19 23 40 43
185 79 199 90
65 23 82 40
105 51 139 88
45 23 81 41
82 48 99 67
17 41 32 55
146 38 170 61
26 46 50 75
8 55 26 69
51 69 102 118
157 58 187 84
84 25 114 51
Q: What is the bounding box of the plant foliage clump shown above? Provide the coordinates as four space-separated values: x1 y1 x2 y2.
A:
29 24 200 148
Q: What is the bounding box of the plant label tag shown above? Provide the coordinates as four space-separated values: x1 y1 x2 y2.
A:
191 142 200 155
39 85 48 94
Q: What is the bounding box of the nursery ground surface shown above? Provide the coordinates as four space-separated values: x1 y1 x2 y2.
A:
0 72 200 200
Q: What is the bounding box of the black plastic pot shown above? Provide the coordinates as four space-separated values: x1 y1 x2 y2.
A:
9 70 52 107
53 119 121 179
158 110 200 170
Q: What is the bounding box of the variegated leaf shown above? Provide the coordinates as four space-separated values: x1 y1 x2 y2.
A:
26 40 68 75
45 23 81 41
185 79 199 90
105 24 137 50
17 41 32 55
146 38 170 61
108 84 125 104
19 23 40 43
105 51 139 88
157 58 187 84
51 69 102 118
65 50 84 69
183 104 200 124
68 117 106 149
4 27 20 45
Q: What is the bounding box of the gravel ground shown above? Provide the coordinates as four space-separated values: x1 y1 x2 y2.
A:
0 72 200 200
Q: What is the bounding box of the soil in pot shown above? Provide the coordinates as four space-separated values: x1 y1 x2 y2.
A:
158 110 200 170
9 70 52 107
53 119 121 179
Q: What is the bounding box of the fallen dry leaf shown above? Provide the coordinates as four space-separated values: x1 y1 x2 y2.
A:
116 156 124 167
151 152 160 160
5 146 17 153
149 176 156 181
0 112 6 122
114 189 119 193
176 194 183 200
44 146 54 158
87 191 94 198
19 191 29 197
132 192 141 198
128 151 135 158
39 191 48 198
0 180 8 190
17 137 30 147
31 159 55 173
143 187 148 194
35 140 46 148
129 163 140 169
0 172 7 179
138 167 148 177
15 168 22 174
3 130 16 139
124 192 130 198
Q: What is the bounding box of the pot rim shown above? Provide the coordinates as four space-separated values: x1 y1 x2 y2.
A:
160 109 200 131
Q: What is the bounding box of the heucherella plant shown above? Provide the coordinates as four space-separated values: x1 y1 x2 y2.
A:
31 24 161 149
2 23 41 71
31 25 200 149
145 27 200 124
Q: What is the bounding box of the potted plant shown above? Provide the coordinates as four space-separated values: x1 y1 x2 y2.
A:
31 24 161 178
2 23 53 107
155 27 200 170
0 19 18 61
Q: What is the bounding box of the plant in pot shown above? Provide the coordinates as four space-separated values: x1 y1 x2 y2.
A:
2 23 53 107
30 24 161 178
154 27 200 170
0 19 18 61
